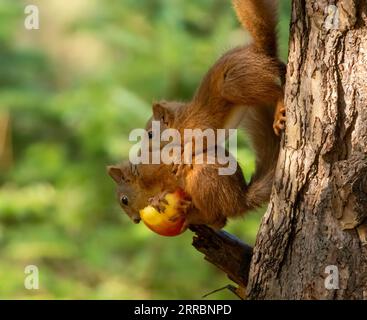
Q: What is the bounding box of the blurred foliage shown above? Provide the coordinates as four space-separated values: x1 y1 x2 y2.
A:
0 0 291 299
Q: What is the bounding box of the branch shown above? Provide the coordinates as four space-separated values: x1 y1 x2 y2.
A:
190 225 253 289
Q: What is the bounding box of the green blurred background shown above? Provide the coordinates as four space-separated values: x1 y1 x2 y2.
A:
0 0 291 299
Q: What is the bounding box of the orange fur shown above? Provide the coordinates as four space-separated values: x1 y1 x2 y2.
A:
108 153 252 230
233 0 279 57
111 0 286 229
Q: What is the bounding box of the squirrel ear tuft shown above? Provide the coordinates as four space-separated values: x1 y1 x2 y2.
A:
152 101 173 126
107 165 123 184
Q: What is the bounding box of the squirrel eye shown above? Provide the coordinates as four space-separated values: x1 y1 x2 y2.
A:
120 195 129 206
148 131 153 139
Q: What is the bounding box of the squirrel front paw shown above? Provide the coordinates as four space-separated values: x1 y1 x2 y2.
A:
171 143 194 178
175 198 192 215
148 192 169 213
273 106 286 136
171 199 192 231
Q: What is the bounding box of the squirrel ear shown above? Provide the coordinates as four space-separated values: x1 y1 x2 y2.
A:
152 102 173 126
107 165 123 184
108 162 136 184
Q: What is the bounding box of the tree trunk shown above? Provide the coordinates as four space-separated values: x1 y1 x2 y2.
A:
247 0 367 299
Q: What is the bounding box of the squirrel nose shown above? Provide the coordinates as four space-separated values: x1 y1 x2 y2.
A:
133 217 141 224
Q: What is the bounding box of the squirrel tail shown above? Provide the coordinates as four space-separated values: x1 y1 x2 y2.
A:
241 101 281 210
232 0 278 57
228 0 282 211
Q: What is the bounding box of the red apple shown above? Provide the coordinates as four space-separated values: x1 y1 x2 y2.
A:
140 189 187 237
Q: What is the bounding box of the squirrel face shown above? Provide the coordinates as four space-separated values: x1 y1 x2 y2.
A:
107 163 143 224
108 162 181 225
144 100 185 151
115 182 143 224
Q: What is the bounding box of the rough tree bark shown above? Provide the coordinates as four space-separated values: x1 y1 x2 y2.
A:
191 225 253 297
191 0 367 299
246 0 367 299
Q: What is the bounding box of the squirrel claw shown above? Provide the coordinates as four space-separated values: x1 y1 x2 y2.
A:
273 107 286 136
175 199 192 214
148 193 169 213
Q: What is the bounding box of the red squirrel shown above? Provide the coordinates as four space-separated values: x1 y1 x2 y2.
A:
108 150 259 230
107 0 286 229
147 0 285 137
145 0 285 205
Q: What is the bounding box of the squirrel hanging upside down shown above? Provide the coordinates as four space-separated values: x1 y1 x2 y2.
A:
108 146 266 230
108 0 286 230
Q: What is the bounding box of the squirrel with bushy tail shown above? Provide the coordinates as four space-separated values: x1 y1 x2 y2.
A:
108 0 286 229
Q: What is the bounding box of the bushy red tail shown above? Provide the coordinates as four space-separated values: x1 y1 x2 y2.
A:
232 0 279 57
